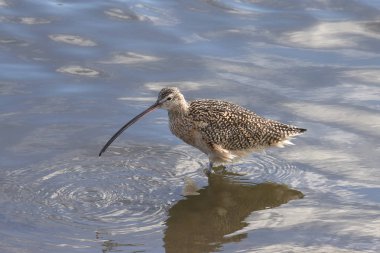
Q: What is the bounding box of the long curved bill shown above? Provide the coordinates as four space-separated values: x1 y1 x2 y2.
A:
99 101 160 156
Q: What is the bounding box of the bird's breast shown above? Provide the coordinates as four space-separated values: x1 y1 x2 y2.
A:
169 114 194 142
168 112 211 154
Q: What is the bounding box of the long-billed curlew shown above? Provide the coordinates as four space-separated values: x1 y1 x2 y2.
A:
99 87 306 174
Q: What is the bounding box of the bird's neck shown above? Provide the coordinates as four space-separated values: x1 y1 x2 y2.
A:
167 99 190 140
168 99 189 117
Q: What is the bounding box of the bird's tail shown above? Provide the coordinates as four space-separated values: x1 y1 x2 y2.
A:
275 127 306 148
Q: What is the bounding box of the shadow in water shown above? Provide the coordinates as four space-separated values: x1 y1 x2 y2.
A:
100 240 142 253
164 174 304 253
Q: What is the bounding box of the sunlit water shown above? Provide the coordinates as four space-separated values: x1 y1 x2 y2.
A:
1 1 380 252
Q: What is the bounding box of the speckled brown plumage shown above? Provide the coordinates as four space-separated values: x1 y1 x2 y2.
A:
159 87 306 169
99 87 306 174
187 99 305 150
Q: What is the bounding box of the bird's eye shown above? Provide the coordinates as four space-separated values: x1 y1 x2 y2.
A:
167 97 172 101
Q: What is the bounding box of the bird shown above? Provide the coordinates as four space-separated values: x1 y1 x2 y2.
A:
99 87 306 175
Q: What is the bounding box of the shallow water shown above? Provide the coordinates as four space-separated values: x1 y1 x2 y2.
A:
1 0 380 252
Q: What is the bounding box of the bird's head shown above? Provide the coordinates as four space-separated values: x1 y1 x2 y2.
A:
156 87 186 110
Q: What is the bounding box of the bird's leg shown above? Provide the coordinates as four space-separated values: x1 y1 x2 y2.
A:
204 161 214 176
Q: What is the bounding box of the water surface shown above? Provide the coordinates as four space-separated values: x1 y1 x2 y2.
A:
1 0 380 252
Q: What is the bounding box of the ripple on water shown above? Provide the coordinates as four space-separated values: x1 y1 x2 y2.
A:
104 8 143 21
2 145 204 238
106 145 305 188
49 34 97 46
8 167 159 233
56 65 100 77
104 3 179 26
99 52 161 65
106 144 204 177
18 17 51 25
2 141 309 252
226 153 306 188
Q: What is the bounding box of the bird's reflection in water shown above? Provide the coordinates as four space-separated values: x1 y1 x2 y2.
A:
164 173 304 253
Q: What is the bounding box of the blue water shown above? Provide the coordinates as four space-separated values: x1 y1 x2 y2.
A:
1 1 380 252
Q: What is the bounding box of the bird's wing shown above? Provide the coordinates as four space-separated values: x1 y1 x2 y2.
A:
189 100 266 150
189 99 304 150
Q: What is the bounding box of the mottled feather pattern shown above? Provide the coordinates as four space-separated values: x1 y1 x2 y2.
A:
188 99 304 151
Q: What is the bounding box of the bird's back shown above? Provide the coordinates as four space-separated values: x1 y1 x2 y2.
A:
189 99 305 151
